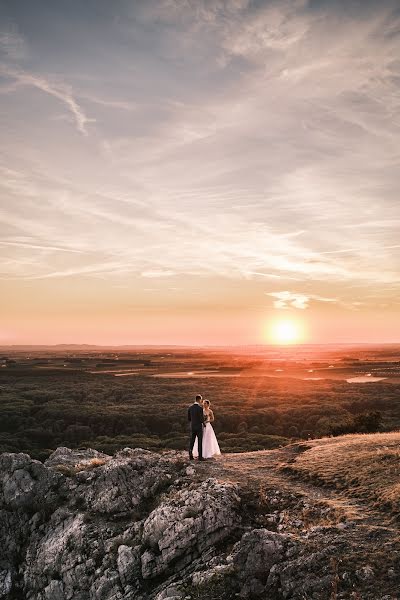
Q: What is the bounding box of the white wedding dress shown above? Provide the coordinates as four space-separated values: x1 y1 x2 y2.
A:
193 419 221 459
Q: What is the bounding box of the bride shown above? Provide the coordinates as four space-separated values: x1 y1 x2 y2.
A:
193 399 221 459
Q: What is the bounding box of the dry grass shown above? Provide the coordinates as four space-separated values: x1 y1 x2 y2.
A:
52 463 76 477
287 431 400 516
74 457 108 472
52 457 108 476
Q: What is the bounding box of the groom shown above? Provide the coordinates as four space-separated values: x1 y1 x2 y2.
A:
188 394 205 461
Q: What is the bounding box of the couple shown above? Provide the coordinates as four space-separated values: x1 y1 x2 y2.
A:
188 394 221 460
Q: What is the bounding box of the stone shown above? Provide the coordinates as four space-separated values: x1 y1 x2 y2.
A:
0 570 12 596
0 445 397 600
228 529 292 597
141 478 240 579
117 544 141 586
267 546 338 599
0 448 186 599
45 447 110 470
154 583 184 599
191 563 234 586
43 579 65 600
356 565 375 580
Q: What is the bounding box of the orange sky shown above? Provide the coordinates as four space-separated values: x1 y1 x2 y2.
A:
2 277 399 345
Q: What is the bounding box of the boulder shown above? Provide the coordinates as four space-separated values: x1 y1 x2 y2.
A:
228 529 294 598
141 478 240 579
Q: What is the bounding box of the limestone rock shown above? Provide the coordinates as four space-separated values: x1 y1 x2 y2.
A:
44 446 109 470
228 529 293 598
0 452 62 510
0 445 396 600
74 447 183 515
0 448 186 599
267 546 338 599
117 544 141 585
0 571 12 597
141 478 240 578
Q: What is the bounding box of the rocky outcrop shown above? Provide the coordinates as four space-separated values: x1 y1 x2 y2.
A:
0 448 243 600
141 478 240 579
0 447 397 600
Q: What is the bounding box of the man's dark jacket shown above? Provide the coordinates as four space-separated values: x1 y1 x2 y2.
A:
188 403 204 429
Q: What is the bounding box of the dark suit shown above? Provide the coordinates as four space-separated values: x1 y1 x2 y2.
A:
188 402 204 458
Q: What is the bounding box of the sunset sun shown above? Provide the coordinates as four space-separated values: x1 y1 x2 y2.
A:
269 319 302 345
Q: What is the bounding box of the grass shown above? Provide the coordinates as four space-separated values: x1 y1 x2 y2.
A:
52 457 108 476
74 457 108 472
286 431 400 517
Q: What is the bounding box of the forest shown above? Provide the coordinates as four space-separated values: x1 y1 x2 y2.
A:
0 369 399 460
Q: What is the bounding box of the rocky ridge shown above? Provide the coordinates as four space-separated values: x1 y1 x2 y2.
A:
0 445 399 600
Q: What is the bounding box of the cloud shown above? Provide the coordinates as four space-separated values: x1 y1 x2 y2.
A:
81 93 137 112
0 0 400 307
267 291 310 310
0 241 85 254
141 270 176 278
0 65 93 135
266 291 337 310
222 0 310 57
22 261 130 280
246 271 302 281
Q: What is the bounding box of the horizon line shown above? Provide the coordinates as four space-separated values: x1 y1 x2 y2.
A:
1 342 400 349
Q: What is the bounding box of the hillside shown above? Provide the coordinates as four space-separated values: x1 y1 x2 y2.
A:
1 433 400 599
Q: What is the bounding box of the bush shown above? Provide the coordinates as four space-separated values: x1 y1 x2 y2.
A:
329 411 382 436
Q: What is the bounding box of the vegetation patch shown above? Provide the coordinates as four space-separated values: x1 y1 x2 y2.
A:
285 432 400 517
1 369 399 460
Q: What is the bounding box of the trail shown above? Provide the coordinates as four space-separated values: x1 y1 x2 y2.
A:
217 446 369 519
189 443 400 597
202 444 399 533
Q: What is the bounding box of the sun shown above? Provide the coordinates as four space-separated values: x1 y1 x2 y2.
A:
269 319 302 345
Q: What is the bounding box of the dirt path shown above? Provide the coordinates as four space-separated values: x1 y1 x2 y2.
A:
197 444 400 550
191 446 400 598
206 446 364 507
197 444 399 532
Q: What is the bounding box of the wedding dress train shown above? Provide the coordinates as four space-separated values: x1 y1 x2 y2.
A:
193 422 221 458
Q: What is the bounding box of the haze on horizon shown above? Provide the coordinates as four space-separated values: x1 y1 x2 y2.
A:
1 0 399 346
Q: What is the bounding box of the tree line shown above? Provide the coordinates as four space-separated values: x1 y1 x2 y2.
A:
0 372 398 460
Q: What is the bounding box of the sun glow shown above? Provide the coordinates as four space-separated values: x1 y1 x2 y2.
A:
269 319 302 345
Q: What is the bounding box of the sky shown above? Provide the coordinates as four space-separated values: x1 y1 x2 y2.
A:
0 0 399 345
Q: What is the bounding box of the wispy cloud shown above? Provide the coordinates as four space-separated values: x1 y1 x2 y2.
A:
22 261 130 280
0 65 93 135
141 270 175 278
266 291 337 310
0 0 400 327
0 241 85 254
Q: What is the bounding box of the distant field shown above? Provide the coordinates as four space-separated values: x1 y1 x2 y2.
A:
2 343 400 382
